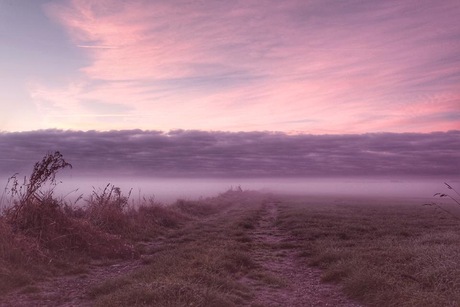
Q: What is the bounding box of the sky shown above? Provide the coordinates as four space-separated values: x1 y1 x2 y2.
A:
0 0 459 134
0 1 459 189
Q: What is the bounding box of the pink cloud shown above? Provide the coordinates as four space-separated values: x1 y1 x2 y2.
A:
35 0 460 133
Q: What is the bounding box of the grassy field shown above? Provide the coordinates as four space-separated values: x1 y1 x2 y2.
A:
85 191 269 306
275 195 460 306
2 191 459 306
0 185 278 306
1 154 459 306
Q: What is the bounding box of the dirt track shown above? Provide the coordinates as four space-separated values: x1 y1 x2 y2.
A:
243 202 361 307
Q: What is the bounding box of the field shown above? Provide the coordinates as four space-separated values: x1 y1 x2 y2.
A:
1 186 460 306
276 195 460 306
1 154 459 306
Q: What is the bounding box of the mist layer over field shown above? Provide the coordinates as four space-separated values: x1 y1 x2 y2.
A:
4 175 454 204
1 130 458 205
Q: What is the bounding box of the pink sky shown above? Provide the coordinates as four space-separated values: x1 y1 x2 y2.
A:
0 0 459 133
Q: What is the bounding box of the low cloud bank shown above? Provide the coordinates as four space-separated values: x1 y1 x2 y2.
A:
0 130 458 177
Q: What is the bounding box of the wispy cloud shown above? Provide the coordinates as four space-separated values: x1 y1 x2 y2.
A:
0 130 458 177
29 0 460 133
77 45 119 49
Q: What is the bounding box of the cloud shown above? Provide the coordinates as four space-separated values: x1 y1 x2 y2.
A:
28 0 460 133
77 45 119 49
0 130 458 178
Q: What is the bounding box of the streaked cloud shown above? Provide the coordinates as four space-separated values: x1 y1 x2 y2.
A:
77 45 119 49
2 0 459 133
1 130 458 177
16 0 455 133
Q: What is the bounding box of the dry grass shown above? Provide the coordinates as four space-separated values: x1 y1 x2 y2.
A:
88 244 252 306
4 178 459 306
86 191 270 306
0 216 50 294
0 151 272 305
0 152 229 296
276 196 460 307
2 153 459 305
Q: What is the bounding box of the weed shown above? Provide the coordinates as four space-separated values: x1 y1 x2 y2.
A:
4 152 71 227
424 182 460 220
85 184 132 233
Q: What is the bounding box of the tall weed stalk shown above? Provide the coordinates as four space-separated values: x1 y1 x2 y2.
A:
4 151 72 226
425 182 460 220
85 184 132 233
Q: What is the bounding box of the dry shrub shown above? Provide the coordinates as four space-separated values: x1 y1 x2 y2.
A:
85 184 131 234
4 152 71 218
3 152 77 251
84 187 190 240
6 196 74 250
2 152 135 259
5 195 133 259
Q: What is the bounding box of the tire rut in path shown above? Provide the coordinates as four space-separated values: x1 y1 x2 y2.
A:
245 202 362 307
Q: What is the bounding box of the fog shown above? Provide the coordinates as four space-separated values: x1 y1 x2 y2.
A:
3 175 457 206
1 130 458 206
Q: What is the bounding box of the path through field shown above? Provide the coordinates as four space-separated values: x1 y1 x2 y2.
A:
0 197 362 306
243 202 361 307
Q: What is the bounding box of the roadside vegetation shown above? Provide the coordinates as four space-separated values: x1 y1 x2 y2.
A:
0 152 274 305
